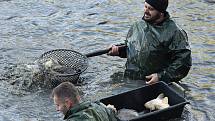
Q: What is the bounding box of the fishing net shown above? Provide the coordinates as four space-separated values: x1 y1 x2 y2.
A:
37 49 88 86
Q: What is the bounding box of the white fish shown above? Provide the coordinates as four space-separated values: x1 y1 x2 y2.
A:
43 59 63 70
44 59 57 70
144 93 170 110
106 104 117 113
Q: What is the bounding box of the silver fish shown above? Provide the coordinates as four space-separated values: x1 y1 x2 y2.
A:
42 59 78 75
117 108 139 120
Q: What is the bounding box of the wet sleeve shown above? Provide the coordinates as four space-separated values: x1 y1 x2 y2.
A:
117 25 134 58
118 44 127 58
158 29 192 83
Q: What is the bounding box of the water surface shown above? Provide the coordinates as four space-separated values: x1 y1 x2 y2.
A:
0 0 214 121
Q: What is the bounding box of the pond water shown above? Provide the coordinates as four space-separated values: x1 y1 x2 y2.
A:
0 0 214 121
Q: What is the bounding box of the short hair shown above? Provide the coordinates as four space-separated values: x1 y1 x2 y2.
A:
51 82 80 104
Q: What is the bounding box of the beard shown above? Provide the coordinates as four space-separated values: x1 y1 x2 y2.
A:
143 12 161 24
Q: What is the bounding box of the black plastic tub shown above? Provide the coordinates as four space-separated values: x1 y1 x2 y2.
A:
100 81 189 121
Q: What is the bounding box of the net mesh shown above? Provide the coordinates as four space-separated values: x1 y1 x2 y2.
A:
37 49 88 86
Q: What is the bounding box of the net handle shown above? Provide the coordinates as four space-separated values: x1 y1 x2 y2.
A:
85 48 110 58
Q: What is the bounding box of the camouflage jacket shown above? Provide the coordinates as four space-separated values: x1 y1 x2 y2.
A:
64 101 117 121
123 13 192 83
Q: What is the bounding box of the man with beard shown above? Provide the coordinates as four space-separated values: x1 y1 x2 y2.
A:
108 0 192 84
51 82 117 121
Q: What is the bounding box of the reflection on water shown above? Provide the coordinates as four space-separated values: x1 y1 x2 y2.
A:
0 0 214 121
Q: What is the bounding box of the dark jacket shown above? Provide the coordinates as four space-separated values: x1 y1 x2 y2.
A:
64 101 117 121
119 13 192 83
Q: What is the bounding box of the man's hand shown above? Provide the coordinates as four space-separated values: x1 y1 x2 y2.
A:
106 104 117 113
145 73 159 85
107 45 119 56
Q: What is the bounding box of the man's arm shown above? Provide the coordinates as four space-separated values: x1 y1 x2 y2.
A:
157 29 192 83
108 44 127 58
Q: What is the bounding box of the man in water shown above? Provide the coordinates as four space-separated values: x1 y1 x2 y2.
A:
51 81 117 121
108 0 192 84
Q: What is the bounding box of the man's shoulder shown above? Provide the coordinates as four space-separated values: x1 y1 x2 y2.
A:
66 101 116 121
165 18 186 31
129 20 147 30
168 19 187 34
164 18 178 28
134 20 146 26
66 112 91 121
